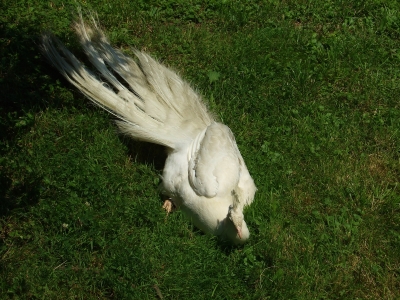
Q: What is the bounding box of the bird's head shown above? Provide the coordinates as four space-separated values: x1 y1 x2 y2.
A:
214 190 251 244
226 204 249 244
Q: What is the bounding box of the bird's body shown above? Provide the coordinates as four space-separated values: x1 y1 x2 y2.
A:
162 122 256 242
42 13 256 244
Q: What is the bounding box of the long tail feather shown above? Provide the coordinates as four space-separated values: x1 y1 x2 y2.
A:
41 13 214 149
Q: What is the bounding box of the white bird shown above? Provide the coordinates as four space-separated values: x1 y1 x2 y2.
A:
41 13 257 244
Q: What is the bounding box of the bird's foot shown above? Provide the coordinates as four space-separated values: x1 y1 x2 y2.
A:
162 199 176 214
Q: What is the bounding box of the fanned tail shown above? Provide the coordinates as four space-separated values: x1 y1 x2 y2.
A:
41 12 214 149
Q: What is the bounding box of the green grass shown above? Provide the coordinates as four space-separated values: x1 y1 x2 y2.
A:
1 0 399 299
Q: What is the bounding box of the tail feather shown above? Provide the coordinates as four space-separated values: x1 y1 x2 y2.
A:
41 14 214 149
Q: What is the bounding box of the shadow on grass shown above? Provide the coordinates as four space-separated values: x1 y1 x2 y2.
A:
0 21 58 217
0 170 42 217
0 21 169 218
2 23 62 138
119 137 167 172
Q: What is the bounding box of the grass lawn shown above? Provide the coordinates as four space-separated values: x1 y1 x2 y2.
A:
1 0 399 298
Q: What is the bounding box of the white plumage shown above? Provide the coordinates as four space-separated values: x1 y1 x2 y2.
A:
42 13 257 244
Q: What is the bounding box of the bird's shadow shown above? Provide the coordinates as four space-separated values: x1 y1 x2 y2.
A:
118 135 167 172
117 135 169 208
216 241 242 254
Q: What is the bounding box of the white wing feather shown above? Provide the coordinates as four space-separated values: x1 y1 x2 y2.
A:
188 122 241 198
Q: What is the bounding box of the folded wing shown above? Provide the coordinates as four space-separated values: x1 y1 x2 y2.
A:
188 122 243 200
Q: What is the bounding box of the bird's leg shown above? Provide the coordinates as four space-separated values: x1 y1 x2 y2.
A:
162 198 176 214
